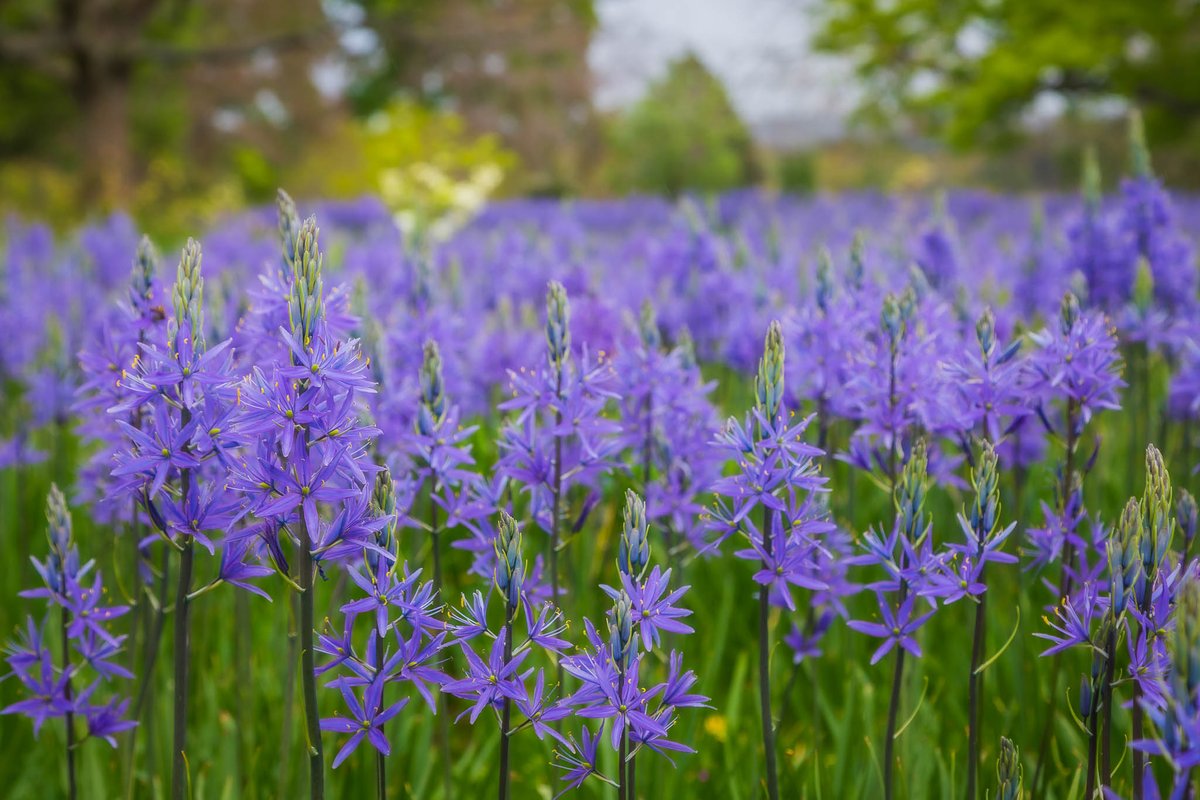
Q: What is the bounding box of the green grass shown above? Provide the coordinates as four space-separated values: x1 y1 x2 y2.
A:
0 353 1193 799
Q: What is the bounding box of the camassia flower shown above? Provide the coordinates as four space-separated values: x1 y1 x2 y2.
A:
2 487 137 781
320 675 410 768
847 594 936 665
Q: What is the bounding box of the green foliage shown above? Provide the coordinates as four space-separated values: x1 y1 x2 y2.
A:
816 0 1200 147
776 151 818 194
292 98 518 237
604 53 760 196
0 351 1190 798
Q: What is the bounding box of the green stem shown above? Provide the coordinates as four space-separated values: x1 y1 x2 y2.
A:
430 499 454 800
61 605 78 800
1085 700 1099 800
882 583 909 800
966 588 987 800
279 593 299 795
758 507 779 800
1100 624 1116 792
125 544 171 800
497 605 515 800
170 457 194 800
550 367 565 690
298 517 325 800
374 629 386 800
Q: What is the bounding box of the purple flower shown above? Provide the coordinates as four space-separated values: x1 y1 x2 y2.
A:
320 674 409 768
61 575 130 647
574 662 664 750
1035 583 1105 657
443 628 529 724
602 566 693 651
552 724 614 797
85 698 138 747
847 593 935 665
515 669 571 746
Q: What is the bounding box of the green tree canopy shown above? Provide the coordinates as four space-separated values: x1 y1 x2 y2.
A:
816 0 1200 148
605 53 760 196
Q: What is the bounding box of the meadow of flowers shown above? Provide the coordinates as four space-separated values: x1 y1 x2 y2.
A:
1 124 1199 800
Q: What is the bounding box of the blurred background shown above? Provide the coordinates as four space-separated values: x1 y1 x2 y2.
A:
3 0 1200 236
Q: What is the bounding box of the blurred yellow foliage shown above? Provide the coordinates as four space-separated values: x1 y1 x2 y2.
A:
292 99 518 239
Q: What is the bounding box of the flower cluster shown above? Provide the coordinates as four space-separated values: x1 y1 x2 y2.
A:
556 490 708 796
2 488 135 749
496 281 622 608
316 471 449 768
612 303 722 554
229 201 382 579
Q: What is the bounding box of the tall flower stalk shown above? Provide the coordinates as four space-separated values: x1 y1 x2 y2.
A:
1129 445 1175 795
1027 290 1124 793
407 337 475 798
848 442 938 800
493 511 525 800
497 281 620 641
314 469 448 798
2 487 136 798
709 321 829 800
959 442 1018 800
231 197 380 799
754 322 785 800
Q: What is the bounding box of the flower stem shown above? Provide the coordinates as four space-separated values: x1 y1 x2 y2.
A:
618 729 627 800
430 499 454 800
61 605 78 800
550 369 565 691
234 589 251 786
1085 701 1099 800
1032 400 1080 796
966 587 987 800
883 584 909 800
1100 624 1117 792
617 660 628 800
374 630 386 800
170 458 194 800
758 507 780 800
498 606 515 800
1132 686 1144 800
279 593 299 794
125 544 171 800
298 517 325 800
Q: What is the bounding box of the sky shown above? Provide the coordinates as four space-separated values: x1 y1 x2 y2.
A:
588 0 859 147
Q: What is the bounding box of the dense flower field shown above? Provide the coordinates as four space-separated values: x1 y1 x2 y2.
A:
1 137 1199 799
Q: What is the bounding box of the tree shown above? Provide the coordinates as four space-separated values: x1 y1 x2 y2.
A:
815 0 1200 148
0 0 440 209
605 53 760 196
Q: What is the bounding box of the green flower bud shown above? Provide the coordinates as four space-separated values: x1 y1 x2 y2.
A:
638 299 661 351
996 737 1022 800
895 440 930 544
755 320 785 425
546 281 571 370
171 238 205 352
493 510 525 611
288 217 325 346
618 490 651 579
417 339 447 436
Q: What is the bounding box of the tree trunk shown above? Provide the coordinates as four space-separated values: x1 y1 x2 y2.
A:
79 60 134 209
